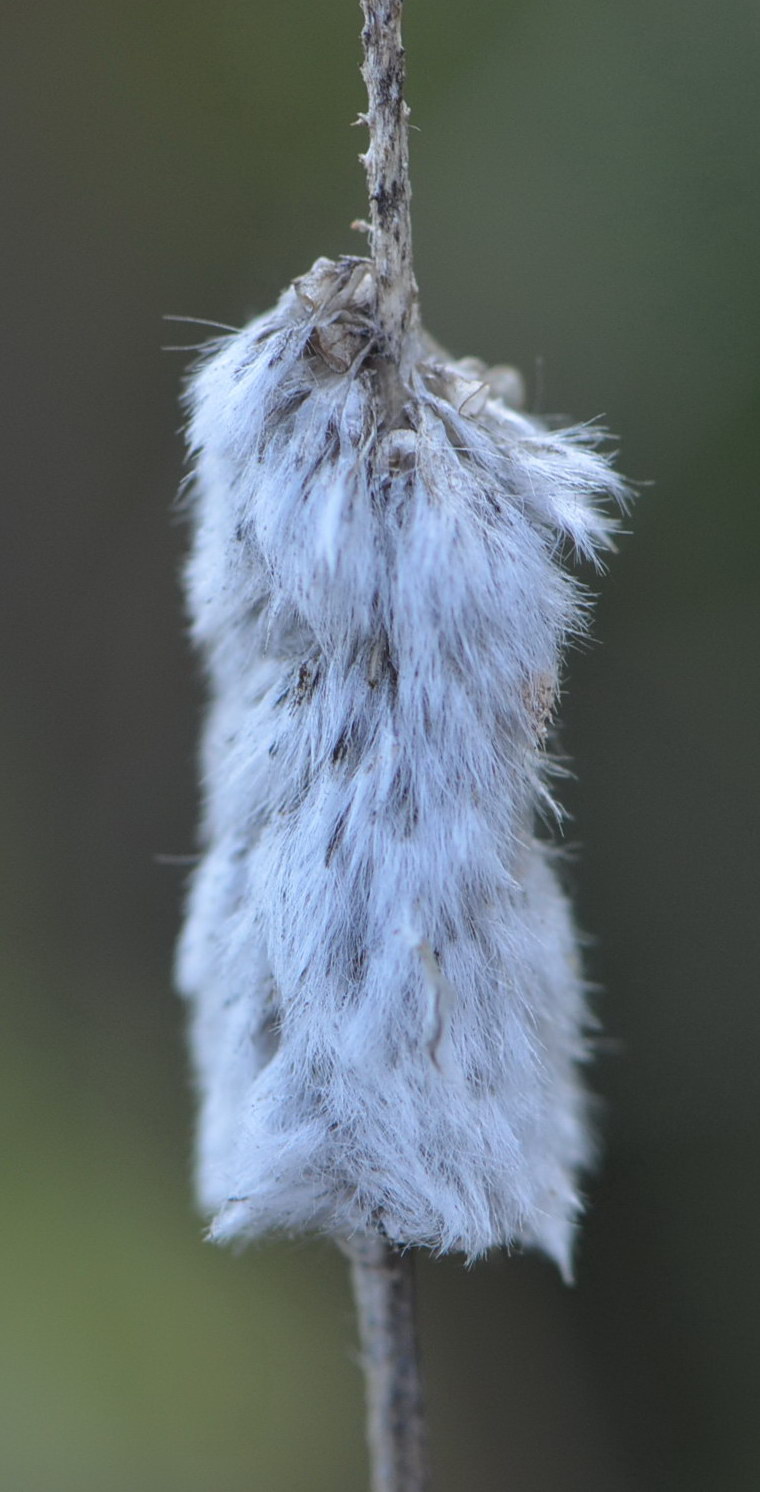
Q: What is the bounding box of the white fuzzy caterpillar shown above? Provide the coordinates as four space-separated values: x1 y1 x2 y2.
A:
176 255 626 1276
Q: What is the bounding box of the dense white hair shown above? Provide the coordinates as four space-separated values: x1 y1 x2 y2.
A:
176 255 626 1276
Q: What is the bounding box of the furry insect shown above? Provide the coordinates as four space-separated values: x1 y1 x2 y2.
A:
176 252 626 1276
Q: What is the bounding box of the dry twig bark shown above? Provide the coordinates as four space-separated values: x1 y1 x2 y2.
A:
345 1234 431 1492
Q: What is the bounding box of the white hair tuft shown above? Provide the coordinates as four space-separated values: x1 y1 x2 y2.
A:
176 254 627 1276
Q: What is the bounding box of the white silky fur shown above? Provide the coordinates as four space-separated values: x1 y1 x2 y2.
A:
176 256 626 1274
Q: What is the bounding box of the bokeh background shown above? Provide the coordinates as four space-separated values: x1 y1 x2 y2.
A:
3 1 759 1487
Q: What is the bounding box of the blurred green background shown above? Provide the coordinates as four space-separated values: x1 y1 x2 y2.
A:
3 0 759 1487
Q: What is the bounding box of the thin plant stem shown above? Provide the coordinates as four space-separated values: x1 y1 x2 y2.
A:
359 0 419 363
345 1233 431 1492
346 11 429 1488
